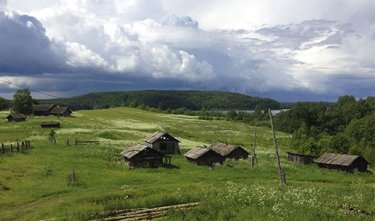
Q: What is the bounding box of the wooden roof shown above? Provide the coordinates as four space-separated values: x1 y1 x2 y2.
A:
210 142 246 157
315 153 368 166
184 147 215 159
7 113 26 120
33 104 55 112
50 106 71 115
145 131 179 144
121 144 164 159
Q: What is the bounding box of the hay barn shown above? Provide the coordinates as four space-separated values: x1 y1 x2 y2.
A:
210 142 249 160
185 146 223 166
7 113 26 122
145 132 180 154
314 153 369 172
32 104 56 116
287 152 314 164
40 121 60 128
121 144 165 168
50 106 72 117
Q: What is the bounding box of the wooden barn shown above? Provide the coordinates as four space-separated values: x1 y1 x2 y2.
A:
185 146 223 166
145 132 180 155
40 121 60 128
287 152 314 164
121 144 165 168
210 142 249 160
7 113 26 122
50 106 72 117
314 153 369 172
32 104 56 116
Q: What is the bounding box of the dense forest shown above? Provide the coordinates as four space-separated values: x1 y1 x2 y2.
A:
275 96 375 163
42 90 281 110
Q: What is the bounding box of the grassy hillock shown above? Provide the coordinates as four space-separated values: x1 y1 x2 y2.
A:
42 90 281 110
0 108 374 220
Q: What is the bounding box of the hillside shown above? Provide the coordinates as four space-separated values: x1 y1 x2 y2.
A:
41 90 281 110
0 108 374 220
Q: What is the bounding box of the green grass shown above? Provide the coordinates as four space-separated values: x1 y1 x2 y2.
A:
0 108 374 221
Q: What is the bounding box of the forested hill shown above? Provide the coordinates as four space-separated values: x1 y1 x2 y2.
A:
42 90 280 110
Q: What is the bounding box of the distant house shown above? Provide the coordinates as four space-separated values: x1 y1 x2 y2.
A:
185 146 223 166
314 153 369 172
121 144 165 168
50 106 72 117
32 104 56 116
40 121 60 128
145 132 180 154
287 152 314 164
7 113 26 122
210 142 249 160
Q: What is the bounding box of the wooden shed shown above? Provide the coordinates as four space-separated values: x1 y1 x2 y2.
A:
32 104 56 116
7 113 26 122
314 153 369 172
287 152 314 164
210 142 249 160
145 132 180 155
40 121 60 128
185 146 223 166
50 106 72 117
121 144 165 168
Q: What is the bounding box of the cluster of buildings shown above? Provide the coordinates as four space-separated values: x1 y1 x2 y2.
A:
6 104 72 123
120 131 249 168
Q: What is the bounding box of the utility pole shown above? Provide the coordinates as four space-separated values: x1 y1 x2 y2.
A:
252 129 258 166
268 109 286 185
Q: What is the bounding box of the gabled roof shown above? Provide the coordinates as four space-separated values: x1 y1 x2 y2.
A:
7 113 26 120
33 104 55 112
315 153 368 166
145 131 179 144
210 142 247 157
121 144 148 159
184 146 213 159
50 106 71 115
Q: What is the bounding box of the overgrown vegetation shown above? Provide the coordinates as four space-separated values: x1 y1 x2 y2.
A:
276 96 375 163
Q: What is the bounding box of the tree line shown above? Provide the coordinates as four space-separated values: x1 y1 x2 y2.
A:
275 96 375 163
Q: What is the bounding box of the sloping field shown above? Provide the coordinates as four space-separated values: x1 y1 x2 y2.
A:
0 108 374 220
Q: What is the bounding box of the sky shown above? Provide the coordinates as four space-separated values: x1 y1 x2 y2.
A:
0 0 374 101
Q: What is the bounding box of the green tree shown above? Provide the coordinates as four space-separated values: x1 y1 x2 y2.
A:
0 97 9 110
12 89 33 115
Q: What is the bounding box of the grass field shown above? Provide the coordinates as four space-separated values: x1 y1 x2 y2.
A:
0 108 374 220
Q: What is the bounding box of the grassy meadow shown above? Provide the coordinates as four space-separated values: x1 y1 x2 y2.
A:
0 108 374 220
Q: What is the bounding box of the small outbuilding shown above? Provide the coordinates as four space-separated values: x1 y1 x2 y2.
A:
40 121 61 128
145 131 180 155
50 106 72 117
314 153 369 172
185 146 223 166
121 144 165 168
210 142 249 160
7 113 26 122
287 152 314 164
32 104 56 116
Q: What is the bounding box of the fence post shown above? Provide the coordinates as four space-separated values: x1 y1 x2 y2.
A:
75 138 78 145
16 142 20 152
1 143 4 153
10 144 13 152
66 139 70 146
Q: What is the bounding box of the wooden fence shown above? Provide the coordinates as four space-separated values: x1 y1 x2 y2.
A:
65 139 100 145
0 140 31 155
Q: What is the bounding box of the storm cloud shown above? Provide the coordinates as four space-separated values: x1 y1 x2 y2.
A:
0 0 374 101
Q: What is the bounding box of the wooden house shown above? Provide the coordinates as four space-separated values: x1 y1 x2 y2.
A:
7 113 26 122
314 153 369 172
50 106 72 117
40 121 60 128
32 104 56 116
287 152 314 164
145 132 180 155
121 144 165 168
210 142 249 160
185 146 223 166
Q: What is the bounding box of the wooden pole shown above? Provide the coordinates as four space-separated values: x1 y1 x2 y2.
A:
252 129 258 166
268 109 286 185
